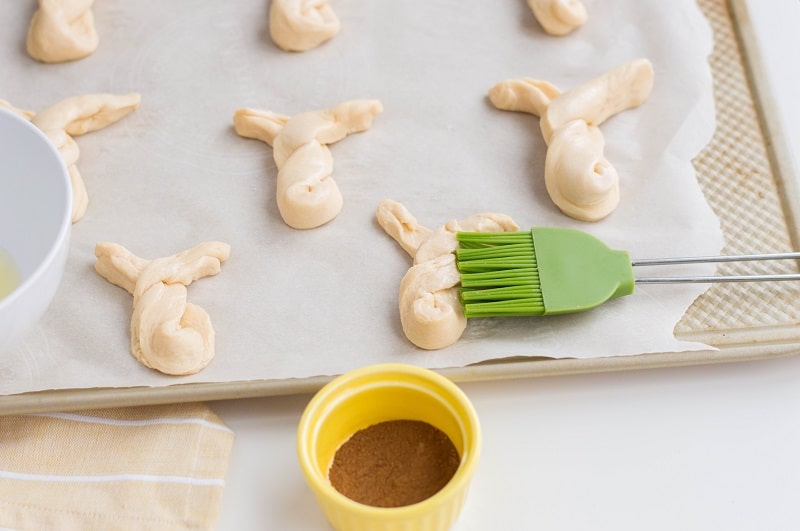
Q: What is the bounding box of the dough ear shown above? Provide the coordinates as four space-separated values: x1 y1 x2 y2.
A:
542 58 654 141
488 78 560 118
326 100 384 138
0 100 36 120
31 93 141 136
153 243 231 287
94 242 150 295
376 199 433 259
233 108 290 146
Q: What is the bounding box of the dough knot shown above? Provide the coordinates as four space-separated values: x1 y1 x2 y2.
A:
488 59 654 221
233 100 382 229
94 241 231 376
376 199 518 350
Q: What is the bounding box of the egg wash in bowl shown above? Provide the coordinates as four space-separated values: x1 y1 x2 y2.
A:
0 249 20 300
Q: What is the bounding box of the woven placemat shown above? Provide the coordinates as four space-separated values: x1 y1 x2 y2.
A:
676 0 800 342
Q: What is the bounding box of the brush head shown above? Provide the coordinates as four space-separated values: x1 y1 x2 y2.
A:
455 232 545 317
455 228 635 318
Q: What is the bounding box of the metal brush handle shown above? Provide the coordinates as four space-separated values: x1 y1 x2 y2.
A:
632 251 800 284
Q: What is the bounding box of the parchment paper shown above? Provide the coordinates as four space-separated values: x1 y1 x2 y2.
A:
0 0 723 394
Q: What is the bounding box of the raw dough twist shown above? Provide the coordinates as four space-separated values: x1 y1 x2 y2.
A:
27 0 99 63
233 100 383 229
94 241 231 376
0 94 140 223
527 0 587 36
377 199 519 350
269 0 339 52
488 58 654 221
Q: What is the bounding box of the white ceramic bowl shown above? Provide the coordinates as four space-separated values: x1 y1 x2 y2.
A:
0 108 72 354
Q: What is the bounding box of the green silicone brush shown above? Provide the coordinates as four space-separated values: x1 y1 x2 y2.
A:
455 227 800 319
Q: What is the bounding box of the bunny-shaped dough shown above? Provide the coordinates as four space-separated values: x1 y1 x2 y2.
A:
95 241 231 376
269 0 339 52
528 0 587 36
27 0 99 63
489 58 654 221
1 93 140 223
377 199 519 350
233 100 382 229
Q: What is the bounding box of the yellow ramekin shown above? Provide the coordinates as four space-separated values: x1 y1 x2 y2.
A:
297 363 481 531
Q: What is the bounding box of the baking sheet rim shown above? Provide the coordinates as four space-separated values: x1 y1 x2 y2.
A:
3 334 800 415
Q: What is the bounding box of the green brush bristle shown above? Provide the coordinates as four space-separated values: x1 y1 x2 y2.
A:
455 231 545 317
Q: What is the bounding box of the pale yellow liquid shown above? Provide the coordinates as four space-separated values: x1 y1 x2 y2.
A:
0 250 21 301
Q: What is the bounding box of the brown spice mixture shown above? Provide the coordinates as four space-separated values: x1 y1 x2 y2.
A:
328 419 461 508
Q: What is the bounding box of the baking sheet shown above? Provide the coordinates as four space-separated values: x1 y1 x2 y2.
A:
1 0 727 401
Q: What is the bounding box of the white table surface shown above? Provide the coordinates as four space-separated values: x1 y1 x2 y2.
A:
213 2 800 529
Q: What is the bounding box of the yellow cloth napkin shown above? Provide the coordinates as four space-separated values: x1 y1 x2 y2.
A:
0 402 234 530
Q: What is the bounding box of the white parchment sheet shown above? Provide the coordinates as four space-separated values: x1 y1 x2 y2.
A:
0 0 723 393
